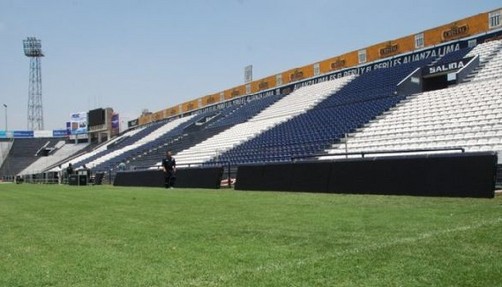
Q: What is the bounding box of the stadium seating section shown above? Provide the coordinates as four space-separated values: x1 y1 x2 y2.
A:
2 38 502 181
0 138 64 178
324 39 502 161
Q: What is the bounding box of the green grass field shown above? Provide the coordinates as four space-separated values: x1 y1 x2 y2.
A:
0 184 501 286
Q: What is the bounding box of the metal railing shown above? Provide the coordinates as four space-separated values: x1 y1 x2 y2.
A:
292 147 466 161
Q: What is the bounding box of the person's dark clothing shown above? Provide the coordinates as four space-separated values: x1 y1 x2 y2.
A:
66 165 74 175
162 157 176 188
65 165 74 184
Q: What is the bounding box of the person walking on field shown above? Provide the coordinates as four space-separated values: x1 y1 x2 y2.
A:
55 164 63 184
65 163 74 184
162 150 176 189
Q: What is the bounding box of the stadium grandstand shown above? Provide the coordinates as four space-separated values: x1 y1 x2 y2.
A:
1 8 502 197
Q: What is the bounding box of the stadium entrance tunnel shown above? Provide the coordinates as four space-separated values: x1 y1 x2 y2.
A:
234 152 497 198
397 56 479 95
113 166 223 189
422 74 451 92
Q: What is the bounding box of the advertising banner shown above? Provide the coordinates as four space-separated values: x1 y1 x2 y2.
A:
182 100 199 112
13 130 34 138
224 86 245 100
167 106 180 117
128 118 139 128
202 94 219 107
34 130 53 138
111 114 119 130
69 112 88 135
151 110 164 122
53 129 68 137
138 114 152 126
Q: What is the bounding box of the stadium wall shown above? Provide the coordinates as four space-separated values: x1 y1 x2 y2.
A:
235 153 498 198
135 8 501 126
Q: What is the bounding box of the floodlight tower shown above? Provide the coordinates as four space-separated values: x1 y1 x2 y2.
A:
23 37 44 130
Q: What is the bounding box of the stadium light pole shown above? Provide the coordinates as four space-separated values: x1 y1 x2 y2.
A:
23 37 44 130
3 104 6 131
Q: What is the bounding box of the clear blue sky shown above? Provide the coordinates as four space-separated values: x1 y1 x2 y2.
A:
1 0 500 130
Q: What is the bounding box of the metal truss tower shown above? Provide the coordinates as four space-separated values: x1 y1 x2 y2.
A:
23 37 44 130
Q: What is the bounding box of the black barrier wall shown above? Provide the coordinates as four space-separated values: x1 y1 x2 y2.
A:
175 167 223 189
114 167 223 189
235 152 497 198
114 170 165 187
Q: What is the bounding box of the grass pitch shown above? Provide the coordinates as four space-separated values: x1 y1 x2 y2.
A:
0 184 501 286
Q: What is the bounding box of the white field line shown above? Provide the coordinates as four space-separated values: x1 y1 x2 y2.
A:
336 217 502 256
252 217 502 274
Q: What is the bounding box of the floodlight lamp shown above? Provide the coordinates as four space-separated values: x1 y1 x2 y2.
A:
23 37 44 57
